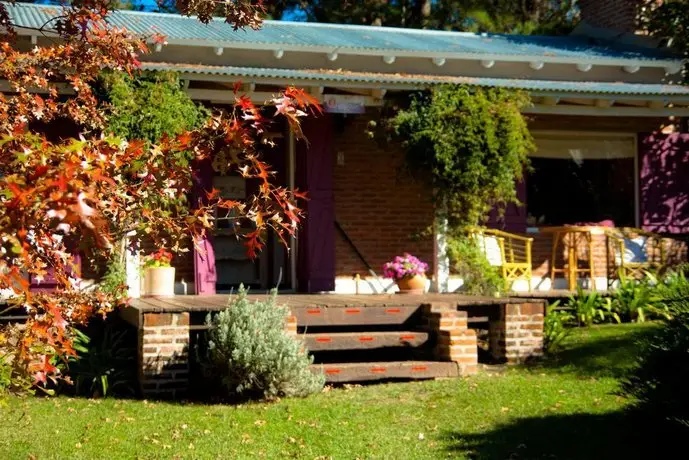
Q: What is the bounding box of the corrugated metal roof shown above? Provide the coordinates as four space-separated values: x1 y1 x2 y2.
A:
141 62 689 97
4 2 680 64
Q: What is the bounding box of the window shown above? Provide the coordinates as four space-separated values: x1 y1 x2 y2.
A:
527 133 636 227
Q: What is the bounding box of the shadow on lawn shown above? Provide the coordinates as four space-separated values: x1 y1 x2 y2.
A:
529 325 659 379
442 409 679 460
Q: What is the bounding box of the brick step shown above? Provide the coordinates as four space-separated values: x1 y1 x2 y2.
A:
304 331 429 351
291 305 422 327
312 361 460 383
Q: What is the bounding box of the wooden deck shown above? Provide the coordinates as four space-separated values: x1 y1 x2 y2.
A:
129 293 525 313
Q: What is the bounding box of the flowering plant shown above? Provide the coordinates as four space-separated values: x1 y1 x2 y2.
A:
383 254 429 281
143 249 173 269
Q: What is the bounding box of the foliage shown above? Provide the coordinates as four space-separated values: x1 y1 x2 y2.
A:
565 289 620 327
653 268 689 313
142 248 174 269
251 0 578 33
0 1 316 393
389 85 533 229
382 253 429 280
99 253 128 299
543 301 574 353
99 70 209 145
202 287 324 401
611 273 665 323
446 234 503 296
66 323 136 398
621 298 689 429
639 0 689 79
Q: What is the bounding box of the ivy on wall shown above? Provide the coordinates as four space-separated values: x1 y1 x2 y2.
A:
389 84 534 229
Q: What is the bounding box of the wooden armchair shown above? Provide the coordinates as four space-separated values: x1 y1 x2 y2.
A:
606 227 666 282
472 228 533 292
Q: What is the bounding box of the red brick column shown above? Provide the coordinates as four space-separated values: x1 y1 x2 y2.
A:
139 312 190 398
423 303 478 375
489 303 544 363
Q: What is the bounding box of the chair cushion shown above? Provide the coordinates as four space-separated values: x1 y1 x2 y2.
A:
476 235 504 267
615 236 649 264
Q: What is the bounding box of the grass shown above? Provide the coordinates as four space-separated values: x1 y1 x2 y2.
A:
0 323 666 459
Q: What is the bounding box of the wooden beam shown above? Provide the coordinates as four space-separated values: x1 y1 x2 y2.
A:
291 305 421 327
303 331 429 351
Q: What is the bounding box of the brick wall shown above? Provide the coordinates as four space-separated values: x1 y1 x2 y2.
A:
139 312 190 398
333 111 435 277
489 303 545 363
578 0 643 33
423 303 478 375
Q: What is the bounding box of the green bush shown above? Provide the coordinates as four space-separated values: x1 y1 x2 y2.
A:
621 300 689 428
446 235 503 296
66 322 137 397
202 287 324 401
566 289 620 327
99 257 128 298
654 269 689 314
611 274 659 323
389 85 533 228
543 301 574 352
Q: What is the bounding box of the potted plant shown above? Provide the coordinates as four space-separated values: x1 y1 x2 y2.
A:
383 253 429 294
142 249 175 297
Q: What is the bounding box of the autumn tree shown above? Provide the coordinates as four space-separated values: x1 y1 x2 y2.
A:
0 0 317 393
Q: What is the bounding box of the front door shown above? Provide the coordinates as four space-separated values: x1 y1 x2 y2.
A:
212 133 290 292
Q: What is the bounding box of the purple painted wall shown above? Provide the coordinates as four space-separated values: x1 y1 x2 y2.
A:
192 157 217 295
296 115 336 292
639 133 689 234
487 179 528 233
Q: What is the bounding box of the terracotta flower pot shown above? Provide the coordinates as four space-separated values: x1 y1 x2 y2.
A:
396 274 426 294
143 266 176 297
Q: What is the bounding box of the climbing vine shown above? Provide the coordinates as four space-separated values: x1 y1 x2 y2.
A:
389 84 534 228
99 71 209 145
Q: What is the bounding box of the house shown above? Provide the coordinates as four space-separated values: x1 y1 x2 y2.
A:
5 1 689 295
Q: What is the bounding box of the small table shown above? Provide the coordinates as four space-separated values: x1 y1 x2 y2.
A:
539 226 603 291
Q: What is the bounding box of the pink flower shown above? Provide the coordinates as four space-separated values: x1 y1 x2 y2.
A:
383 253 428 281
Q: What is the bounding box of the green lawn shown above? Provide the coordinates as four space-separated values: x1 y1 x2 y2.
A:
0 323 666 459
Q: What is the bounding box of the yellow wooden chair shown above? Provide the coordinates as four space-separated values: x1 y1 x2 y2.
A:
472 228 533 292
606 227 666 283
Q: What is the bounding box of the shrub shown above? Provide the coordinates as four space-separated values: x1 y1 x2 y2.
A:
389 85 533 228
99 258 128 298
202 287 324 401
446 236 503 296
543 301 574 352
621 299 689 428
654 269 689 314
566 289 620 327
611 274 658 323
66 321 137 397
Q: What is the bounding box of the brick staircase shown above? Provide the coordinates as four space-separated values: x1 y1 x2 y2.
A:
287 302 479 383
